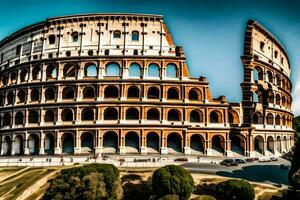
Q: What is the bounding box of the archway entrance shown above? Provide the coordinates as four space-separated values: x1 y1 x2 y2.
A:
276 136 281 153
14 135 24 155
190 134 204 154
125 132 139 153
267 136 274 154
3 136 12 156
231 135 245 156
81 132 94 154
62 133 74 155
45 134 55 155
146 132 159 153
211 135 225 156
167 133 182 153
28 134 39 155
254 136 264 155
103 131 118 154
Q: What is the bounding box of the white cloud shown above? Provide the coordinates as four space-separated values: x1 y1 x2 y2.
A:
292 82 300 116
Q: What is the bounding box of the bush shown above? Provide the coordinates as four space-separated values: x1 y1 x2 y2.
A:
152 165 194 200
191 195 216 200
43 164 123 200
289 140 300 188
216 179 255 200
158 194 179 200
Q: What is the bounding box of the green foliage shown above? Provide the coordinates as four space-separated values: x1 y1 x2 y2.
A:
293 116 300 133
190 195 216 200
289 140 300 188
216 179 255 200
43 164 123 200
158 194 180 200
152 165 194 200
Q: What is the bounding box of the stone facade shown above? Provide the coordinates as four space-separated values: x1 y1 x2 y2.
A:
0 14 294 157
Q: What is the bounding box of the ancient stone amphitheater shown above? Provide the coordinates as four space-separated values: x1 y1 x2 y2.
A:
0 13 294 157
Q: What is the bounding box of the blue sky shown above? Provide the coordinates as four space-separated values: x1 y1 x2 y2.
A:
0 0 299 115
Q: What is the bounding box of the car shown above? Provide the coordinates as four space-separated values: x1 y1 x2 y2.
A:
220 159 238 166
259 157 271 162
235 158 246 164
270 157 278 161
245 158 258 162
174 158 188 162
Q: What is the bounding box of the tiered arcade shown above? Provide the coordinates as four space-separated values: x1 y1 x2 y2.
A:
0 14 294 157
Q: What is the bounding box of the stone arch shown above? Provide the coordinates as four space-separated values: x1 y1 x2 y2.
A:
45 109 55 122
282 96 286 107
190 134 205 154
104 107 118 120
3 136 12 155
28 110 39 124
61 132 74 155
81 108 94 121
30 88 40 101
32 66 41 80
84 63 97 77
103 131 118 153
82 86 95 98
267 70 273 83
275 74 281 86
14 135 24 155
167 132 182 153
105 62 120 76
127 86 140 98
254 135 264 154
168 109 181 121
276 94 281 105
61 108 74 122
81 132 94 154
147 108 160 121
7 91 14 105
254 66 263 81
189 88 201 101
228 110 239 125
63 63 78 77
125 132 140 153
211 135 225 154
28 134 39 155
275 114 281 125
276 136 281 153
46 64 57 79
253 112 263 124
129 63 141 77
268 91 274 104
62 86 75 99
126 108 139 120
10 72 17 84
45 87 56 100
15 111 24 125
231 134 245 156
2 112 11 126
167 87 179 99
20 69 28 82
148 63 160 77
44 133 55 155
147 86 160 99
189 110 203 123
166 63 178 78
209 110 222 123
104 85 119 98
266 113 274 125
267 136 274 153
146 132 160 153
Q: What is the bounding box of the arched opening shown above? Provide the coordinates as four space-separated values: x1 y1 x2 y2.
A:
14 135 24 155
17 90 26 103
231 135 245 156
45 87 55 100
63 63 77 77
190 134 204 154
282 96 286 107
148 63 160 77
267 71 273 83
276 94 281 105
282 116 287 126
282 79 286 89
168 109 180 121
266 113 274 125
30 88 40 101
105 62 120 76
228 110 239 125
28 110 39 124
71 31 79 42
253 112 263 124
189 89 200 101
46 64 57 79
61 109 74 122
267 136 274 154
84 63 97 77
276 136 281 153
190 110 202 123
1 75 7 86
127 86 140 98
126 108 139 120
3 113 11 126
81 132 94 154
32 66 41 80
283 136 287 152
62 133 74 155
0 94 3 106
44 110 55 122
212 135 225 154
268 91 274 104
167 133 182 153
28 134 39 155
254 136 264 154
3 136 12 155
45 133 55 155
104 107 118 120
15 111 24 125
254 66 263 81
131 31 139 41
167 88 179 99
275 75 281 86
83 86 95 99
129 63 141 77
20 69 28 82
7 92 14 105
104 85 119 98
103 131 118 154
166 63 177 78
81 108 94 121
147 86 160 99
113 30 121 38
210 111 222 123
146 132 159 153
62 86 75 99
49 34 56 44
10 72 17 84
258 91 264 104
147 108 160 121
125 132 140 153
275 114 281 125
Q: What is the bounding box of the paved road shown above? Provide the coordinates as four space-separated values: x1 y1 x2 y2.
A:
181 158 291 185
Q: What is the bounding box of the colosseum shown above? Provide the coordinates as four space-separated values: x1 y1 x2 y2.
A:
0 13 294 157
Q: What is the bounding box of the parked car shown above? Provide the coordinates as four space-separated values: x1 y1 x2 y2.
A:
174 158 188 162
220 159 238 166
235 158 246 164
245 158 258 162
259 157 271 162
270 157 278 161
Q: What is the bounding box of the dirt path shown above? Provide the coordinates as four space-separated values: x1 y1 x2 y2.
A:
0 167 29 183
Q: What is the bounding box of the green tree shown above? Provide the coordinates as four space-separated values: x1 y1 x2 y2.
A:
289 140 300 188
216 179 255 200
152 165 194 200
